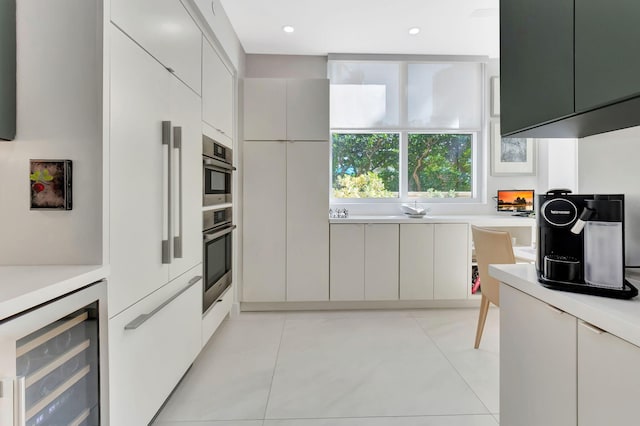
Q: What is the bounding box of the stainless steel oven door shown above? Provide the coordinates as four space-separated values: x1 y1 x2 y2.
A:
203 224 235 312
203 158 232 207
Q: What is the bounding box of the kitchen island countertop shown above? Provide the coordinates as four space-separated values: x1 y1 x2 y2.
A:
0 265 109 321
490 263 640 347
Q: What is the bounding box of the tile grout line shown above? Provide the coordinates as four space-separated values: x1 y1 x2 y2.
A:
262 315 288 423
409 312 497 420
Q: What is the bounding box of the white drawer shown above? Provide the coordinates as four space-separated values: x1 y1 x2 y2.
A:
108 264 203 425
202 284 233 347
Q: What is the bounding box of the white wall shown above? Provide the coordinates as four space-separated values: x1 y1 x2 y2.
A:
578 125 640 266
246 54 328 79
0 0 102 265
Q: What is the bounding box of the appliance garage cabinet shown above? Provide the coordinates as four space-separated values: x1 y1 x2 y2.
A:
107 2 205 424
494 265 640 426
500 0 640 138
242 78 330 303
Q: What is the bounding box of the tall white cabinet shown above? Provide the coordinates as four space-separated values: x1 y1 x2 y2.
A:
243 78 330 302
108 16 203 426
202 37 233 143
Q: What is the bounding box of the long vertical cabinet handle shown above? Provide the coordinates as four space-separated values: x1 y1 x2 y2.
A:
173 126 183 258
162 121 173 264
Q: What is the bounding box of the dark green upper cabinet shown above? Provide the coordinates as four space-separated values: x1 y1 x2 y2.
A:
500 0 640 138
575 0 640 112
500 0 574 136
0 0 16 141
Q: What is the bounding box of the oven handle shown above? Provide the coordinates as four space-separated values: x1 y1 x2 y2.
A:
203 224 236 242
203 156 236 172
124 275 203 330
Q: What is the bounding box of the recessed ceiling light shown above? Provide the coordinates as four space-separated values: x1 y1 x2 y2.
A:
408 27 421 36
282 25 295 33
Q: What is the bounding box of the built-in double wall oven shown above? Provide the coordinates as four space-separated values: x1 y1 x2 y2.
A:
203 207 235 313
203 135 234 207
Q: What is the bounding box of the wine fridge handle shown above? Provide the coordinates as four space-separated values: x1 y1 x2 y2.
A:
14 377 25 426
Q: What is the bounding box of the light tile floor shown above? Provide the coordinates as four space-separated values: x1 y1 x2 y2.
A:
153 308 500 426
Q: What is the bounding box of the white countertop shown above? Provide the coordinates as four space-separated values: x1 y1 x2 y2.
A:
0 265 109 321
330 214 536 225
490 263 640 347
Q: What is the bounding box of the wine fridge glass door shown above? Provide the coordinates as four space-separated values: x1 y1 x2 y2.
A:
0 281 107 426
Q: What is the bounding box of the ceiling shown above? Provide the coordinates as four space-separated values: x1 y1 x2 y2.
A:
217 0 500 58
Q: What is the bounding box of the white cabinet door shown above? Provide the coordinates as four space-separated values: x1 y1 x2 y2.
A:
501 284 577 426
243 78 286 141
365 224 399 300
286 141 329 301
433 224 469 299
330 224 365 301
286 79 329 141
242 142 287 301
202 38 233 140
168 73 202 281
110 0 202 94
578 320 640 426
109 266 202 426
400 224 435 300
110 26 171 316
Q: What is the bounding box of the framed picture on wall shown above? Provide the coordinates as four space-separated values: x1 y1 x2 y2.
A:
491 122 536 176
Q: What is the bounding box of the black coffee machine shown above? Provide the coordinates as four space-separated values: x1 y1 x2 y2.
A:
537 189 637 298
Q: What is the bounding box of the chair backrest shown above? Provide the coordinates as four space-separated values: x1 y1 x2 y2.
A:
471 225 516 306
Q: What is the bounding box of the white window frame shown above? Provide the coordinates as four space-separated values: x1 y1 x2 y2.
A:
329 55 487 206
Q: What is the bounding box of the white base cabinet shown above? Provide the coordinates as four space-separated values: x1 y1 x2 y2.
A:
500 284 577 426
202 284 234 347
400 224 435 300
578 320 640 426
108 265 203 426
433 224 469 299
330 224 365 301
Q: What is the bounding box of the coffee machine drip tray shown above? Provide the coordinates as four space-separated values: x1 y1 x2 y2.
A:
537 271 638 299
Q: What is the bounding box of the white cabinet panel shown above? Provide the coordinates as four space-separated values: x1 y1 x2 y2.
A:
286 142 329 301
109 266 202 426
578 320 640 426
330 224 365 301
400 224 435 300
244 78 329 141
242 142 287 301
111 0 202 94
110 26 171 315
168 70 202 282
433 224 469 299
500 284 577 426
202 38 233 139
202 284 233 347
365 224 399 300
286 79 330 141
244 78 286 141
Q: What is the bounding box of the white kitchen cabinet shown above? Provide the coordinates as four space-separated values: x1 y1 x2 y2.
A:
202 37 233 142
108 265 202 426
433 224 469 299
242 142 287 302
202 284 234 347
577 320 640 426
110 26 201 315
500 284 577 426
330 224 365 301
365 224 399 300
286 79 330 141
244 78 329 141
243 140 329 302
110 0 202 94
286 141 329 301
400 224 435 300
243 79 287 141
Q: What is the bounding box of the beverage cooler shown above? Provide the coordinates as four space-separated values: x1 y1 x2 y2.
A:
0 281 107 426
